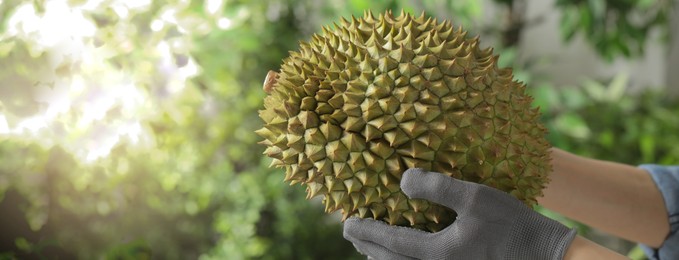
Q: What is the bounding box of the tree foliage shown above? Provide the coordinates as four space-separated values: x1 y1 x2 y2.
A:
491 0 672 59
0 0 364 258
555 0 671 59
0 0 675 259
0 0 481 259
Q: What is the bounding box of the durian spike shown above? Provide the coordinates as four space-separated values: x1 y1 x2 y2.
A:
263 70 279 93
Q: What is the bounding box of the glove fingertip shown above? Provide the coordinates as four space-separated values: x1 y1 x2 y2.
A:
400 168 427 196
400 168 447 199
343 217 385 239
343 217 361 240
401 168 470 211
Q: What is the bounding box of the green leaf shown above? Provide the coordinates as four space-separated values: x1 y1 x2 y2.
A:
637 0 655 9
560 86 587 110
627 245 647 260
530 83 560 112
560 8 579 41
605 72 628 102
0 40 15 57
579 5 593 34
597 130 614 149
513 70 531 85
349 0 371 12
587 0 606 21
613 35 632 57
554 112 591 139
14 237 32 252
497 47 517 68
640 134 656 162
582 79 606 102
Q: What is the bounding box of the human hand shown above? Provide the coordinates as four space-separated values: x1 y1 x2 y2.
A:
343 168 577 260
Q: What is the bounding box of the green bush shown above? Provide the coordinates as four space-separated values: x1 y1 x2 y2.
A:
533 74 679 165
0 1 480 259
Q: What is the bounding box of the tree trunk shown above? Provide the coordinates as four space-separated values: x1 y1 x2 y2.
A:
502 0 527 48
667 0 679 96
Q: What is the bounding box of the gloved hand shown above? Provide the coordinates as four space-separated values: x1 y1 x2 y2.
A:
343 168 577 260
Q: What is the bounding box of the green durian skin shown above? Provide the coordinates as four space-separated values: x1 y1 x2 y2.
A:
257 10 551 232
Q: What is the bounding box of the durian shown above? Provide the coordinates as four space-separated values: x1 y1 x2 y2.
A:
257 10 551 232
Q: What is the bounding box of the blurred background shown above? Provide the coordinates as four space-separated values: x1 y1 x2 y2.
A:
0 0 678 259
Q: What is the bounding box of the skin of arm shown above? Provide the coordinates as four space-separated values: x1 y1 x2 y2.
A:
564 236 629 260
538 148 670 248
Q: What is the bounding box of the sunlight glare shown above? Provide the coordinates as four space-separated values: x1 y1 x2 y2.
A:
6 2 95 47
151 19 165 31
161 9 178 24
85 131 120 162
81 0 106 11
179 58 199 79
205 0 223 15
112 5 129 19
7 4 39 36
217 17 232 29
33 79 73 121
121 0 152 10
41 2 96 46
0 114 9 134
16 115 47 134
1 0 185 163
120 121 143 144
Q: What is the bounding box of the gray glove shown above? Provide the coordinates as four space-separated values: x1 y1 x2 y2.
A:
343 168 577 260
